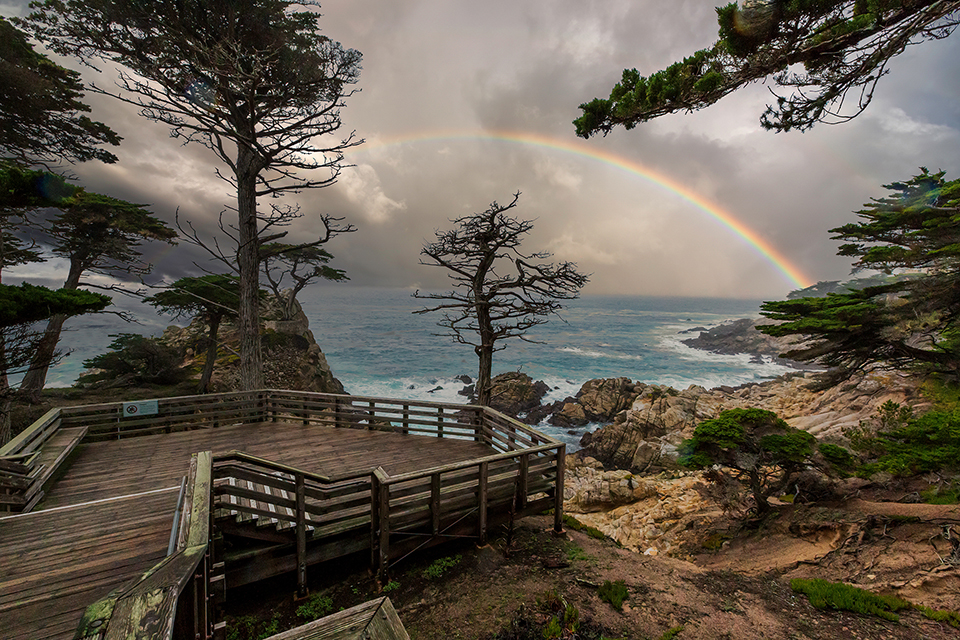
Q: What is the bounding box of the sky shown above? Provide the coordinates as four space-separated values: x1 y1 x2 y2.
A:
5 0 960 300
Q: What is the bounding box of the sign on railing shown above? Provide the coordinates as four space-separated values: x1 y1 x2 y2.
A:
122 399 159 417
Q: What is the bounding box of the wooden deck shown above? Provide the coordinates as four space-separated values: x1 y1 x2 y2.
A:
40 421 494 509
0 422 497 640
0 390 565 640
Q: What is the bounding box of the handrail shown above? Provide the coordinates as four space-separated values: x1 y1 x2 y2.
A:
213 450 372 485
382 442 561 484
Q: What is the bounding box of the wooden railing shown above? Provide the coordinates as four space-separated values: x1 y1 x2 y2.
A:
3 389 565 636
212 451 373 595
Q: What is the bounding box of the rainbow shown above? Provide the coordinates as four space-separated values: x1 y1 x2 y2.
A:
346 129 812 290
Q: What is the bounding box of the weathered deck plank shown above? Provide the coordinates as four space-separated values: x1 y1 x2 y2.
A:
41 422 493 509
0 489 178 640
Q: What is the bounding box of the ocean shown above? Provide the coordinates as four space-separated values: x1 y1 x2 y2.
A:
42 286 792 448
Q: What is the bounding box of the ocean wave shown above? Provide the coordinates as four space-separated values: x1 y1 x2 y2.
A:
556 346 644 361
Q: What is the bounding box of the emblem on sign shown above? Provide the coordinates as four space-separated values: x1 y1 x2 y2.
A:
122 400 159 417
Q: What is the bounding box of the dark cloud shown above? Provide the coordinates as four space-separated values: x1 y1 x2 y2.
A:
5 0 959 300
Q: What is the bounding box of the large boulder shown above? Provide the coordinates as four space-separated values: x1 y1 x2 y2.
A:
549 377 642 428
488 372 549 417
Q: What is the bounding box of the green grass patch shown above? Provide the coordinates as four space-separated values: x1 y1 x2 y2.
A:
422 554 461 580
598 580 629 610
657 625 685 640
918 606 960 628
790 578 911 622
920 483 960 505
295 593 333 621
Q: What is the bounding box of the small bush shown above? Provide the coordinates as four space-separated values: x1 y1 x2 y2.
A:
598 579 629 610
422 554 461 580
790 578 910 622
657 625 685 640
382 580 400 593
296 593 333 621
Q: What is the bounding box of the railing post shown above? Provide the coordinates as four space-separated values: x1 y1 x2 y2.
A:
437 407 444 438
296 472 307 598
478 461 488 545
334 397 342 428
401 403 410 435
473 408 484 443
554 445 566 533
372 467 391 583
430 472 441 536
367 401 376 430
516 453 529 511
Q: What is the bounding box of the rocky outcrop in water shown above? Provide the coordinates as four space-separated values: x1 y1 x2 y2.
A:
487 372 549 416
679 317 811 367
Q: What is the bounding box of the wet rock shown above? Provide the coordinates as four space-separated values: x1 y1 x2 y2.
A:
488 372 549 417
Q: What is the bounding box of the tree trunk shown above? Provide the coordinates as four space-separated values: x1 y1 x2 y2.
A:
236 144 264 391
197 314 222 394
0 335 10 446
18 313 66 404
475 299 494 406
19 260 83 403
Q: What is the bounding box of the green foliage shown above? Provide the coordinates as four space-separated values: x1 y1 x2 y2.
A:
422 554 461 580
146 275 241 322
598 580 629 610
681 409 814 514
760 170 960 385
295 593 333 621
0 283 110 327
574 1 958 136
542 617 562 639
225 613 283 640
657 627 685 640
0 18 119 165
918 606 960 628
819 442 854 471
853 407 960 477
78 333 187 386
563 514 608 541
790 578 911 622
920 483 960 505
382 580 401 593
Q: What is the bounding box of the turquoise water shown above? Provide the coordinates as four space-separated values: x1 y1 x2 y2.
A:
43 286 789 447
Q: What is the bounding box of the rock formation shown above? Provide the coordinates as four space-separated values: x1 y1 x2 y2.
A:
161 291 344 394
576 371 930 473
487 372 549 416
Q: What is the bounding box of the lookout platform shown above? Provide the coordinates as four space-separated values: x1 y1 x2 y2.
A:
0 390 565 640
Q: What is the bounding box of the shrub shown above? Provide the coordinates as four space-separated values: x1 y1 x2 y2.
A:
598 580 629 610
819 442 854 471
295 593 333 621
422 554 461 580
790 578 910 622
78 333 187 386
855 407 960 477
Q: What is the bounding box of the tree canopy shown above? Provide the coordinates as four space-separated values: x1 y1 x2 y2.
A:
414 193 589 406
0 17 119 165
760 169 960 383
145 274 241 393
25 0 362 391
574 1 960 137
18 189 176 400
261 242 347 321
680 408 817 514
